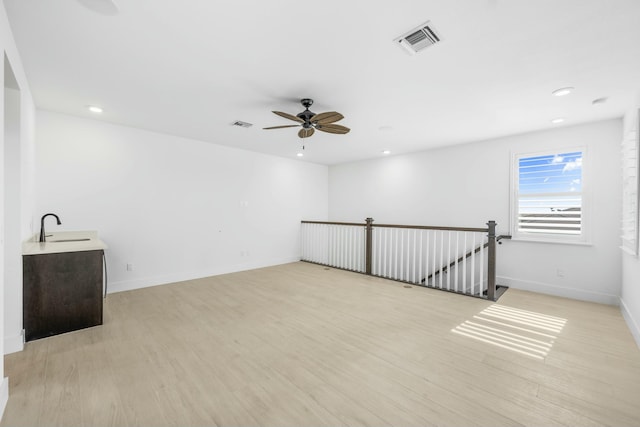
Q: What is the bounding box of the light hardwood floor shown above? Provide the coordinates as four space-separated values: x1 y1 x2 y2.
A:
2 261 640 426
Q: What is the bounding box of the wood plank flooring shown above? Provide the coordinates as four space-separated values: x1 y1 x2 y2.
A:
2 261 640 426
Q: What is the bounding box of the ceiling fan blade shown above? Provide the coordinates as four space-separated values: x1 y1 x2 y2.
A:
315 123 350 135
263 125 301 130
311 112 344 124
298 128 315 138
272 111 304 123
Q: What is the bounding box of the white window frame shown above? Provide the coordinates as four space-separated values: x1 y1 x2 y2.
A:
510 147 590 245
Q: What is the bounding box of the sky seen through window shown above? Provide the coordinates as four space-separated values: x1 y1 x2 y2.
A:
518 152 582 194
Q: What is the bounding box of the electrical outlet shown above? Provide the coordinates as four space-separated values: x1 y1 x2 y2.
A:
126 263 134 271
556 269 564 277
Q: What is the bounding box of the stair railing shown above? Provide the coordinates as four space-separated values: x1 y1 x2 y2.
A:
300 218 508 301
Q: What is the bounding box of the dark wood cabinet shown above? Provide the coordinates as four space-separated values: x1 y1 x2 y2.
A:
23 250 104 342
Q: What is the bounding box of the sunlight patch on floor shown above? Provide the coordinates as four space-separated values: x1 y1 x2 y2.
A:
452 304 567 359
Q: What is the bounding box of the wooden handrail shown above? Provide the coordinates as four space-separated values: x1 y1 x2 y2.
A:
301 220 487 233
301 220 365 226
373 223 488 233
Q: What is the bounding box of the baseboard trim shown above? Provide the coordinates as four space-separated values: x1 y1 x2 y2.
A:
497 275 619 305
108 256 301 294
620 297 640 349
0 377 8 422
3 331 24 355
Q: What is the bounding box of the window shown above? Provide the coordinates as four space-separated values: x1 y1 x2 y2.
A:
512 149 587 243
621 111 639 256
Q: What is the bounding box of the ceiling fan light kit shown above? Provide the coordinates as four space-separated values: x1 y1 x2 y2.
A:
264 98 350 139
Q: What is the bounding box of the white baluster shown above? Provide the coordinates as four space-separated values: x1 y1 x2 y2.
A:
446 231 452 290
418 230 423 285
432 231 437 287
425 230 430 287
479 234 485 297
461 232 467 293
411 230 420 283
454 231 459 292
470 233 476 296
394 229 399 280
376 228 381 276
438 231 444 289
353 226 358 271
332 226 337 267
400 229 405 281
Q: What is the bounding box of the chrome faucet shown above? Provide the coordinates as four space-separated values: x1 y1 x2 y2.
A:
39 213 61 242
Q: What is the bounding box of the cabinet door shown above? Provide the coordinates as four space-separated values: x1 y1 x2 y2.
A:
24 250 103 341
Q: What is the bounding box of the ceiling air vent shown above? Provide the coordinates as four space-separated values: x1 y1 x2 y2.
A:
394 21 442 55
232 120 253 128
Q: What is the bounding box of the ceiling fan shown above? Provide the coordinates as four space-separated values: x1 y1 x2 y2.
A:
264 98 350 139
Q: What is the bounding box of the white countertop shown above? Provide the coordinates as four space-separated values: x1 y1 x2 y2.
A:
22 230 108 256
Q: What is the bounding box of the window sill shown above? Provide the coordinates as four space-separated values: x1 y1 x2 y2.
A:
508 236 592 246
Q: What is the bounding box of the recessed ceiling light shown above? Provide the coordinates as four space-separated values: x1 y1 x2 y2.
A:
87 105 103 113
382 150 391 155
296 153 304 157
551 117 565 124
551 87 574 97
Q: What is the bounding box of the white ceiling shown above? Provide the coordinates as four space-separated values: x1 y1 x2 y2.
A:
4 0 640 165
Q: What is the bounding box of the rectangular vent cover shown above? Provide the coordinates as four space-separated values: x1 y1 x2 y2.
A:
233 120 253 128
394 21 442 55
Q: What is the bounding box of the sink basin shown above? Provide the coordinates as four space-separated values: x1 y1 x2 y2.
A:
24 231 107 256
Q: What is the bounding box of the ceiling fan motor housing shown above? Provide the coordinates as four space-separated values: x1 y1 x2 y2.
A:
297 109 316 127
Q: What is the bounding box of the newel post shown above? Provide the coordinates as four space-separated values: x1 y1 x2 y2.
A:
365 217 374 275
487 220 497 301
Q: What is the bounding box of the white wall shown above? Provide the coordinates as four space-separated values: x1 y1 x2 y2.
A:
3 73 35 356
621 95 640 347
3 85 20 357
0 57 5 418
0 1 38 417
35 111 328 293
329 119 622 305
